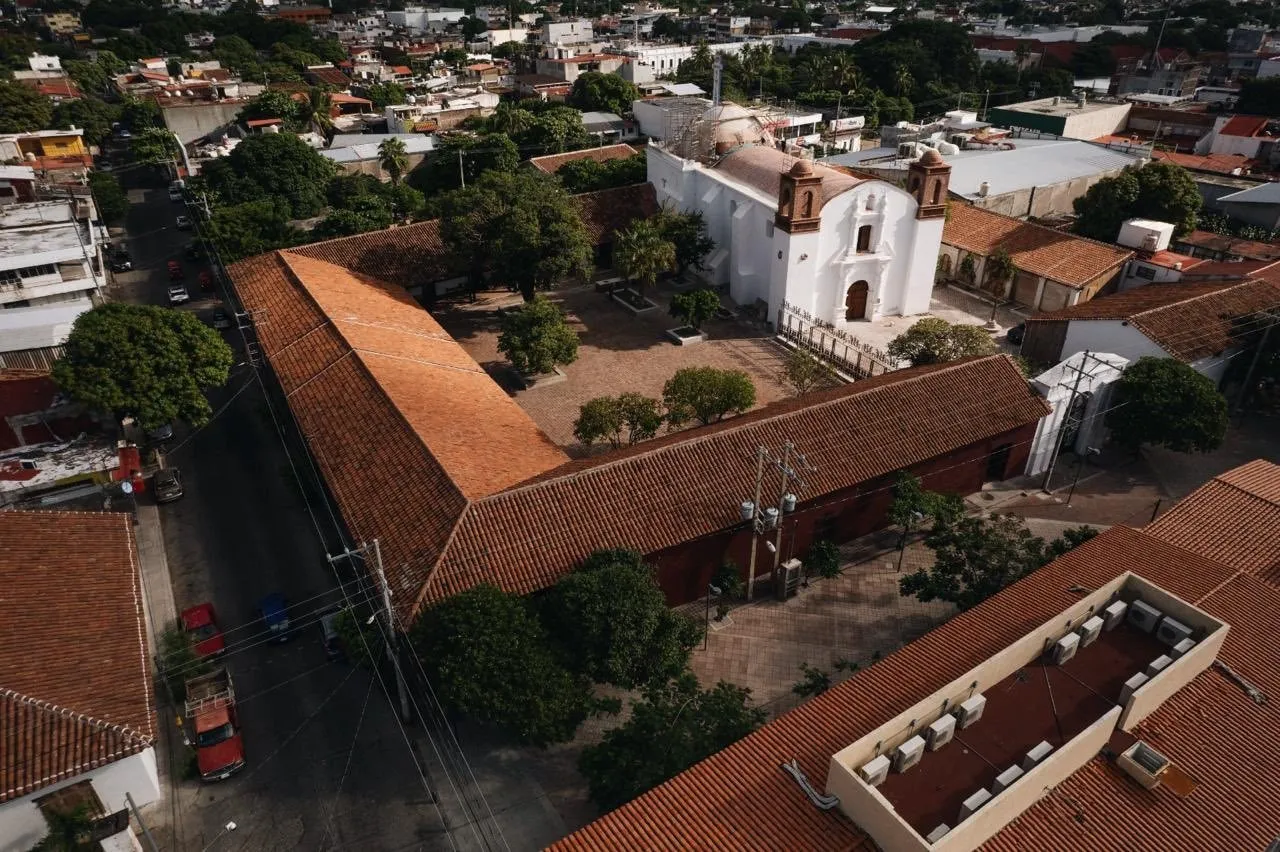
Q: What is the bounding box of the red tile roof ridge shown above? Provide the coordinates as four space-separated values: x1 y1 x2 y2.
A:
0 688 155 748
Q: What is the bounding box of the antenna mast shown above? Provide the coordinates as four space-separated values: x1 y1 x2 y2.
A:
712 54 723 107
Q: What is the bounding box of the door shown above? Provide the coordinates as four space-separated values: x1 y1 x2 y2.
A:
985 443 1013 481
845 280 869 321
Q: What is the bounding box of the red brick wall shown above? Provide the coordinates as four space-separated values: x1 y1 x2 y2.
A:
648 422 1038 604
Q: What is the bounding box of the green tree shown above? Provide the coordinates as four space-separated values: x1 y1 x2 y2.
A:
668 288 721 331
498 297 579 375
574 393 663 448
0 81 54 133
543 549 702 688
410 584 596 746
1105 357 1229 453
489 102 534 135
1233 76 1280 116
983 246 1017 294
214 34 262 79
408 132 519 195
615 219 676 297
807 540 843 579
158 624 212 702
578 672 766 812
522 105 590 154
377 136 409 185
364 81 407 109
311 194 393 238
204 199 302 262
88 172 129 224
654 210 715 281
304 86 334 134
1072 161 1202 241
887 318 997 366
900 514 1097 610
31 803 96 852
569 71 641 116
438 170 593 300
554 154 648 194
130 126 180 167
51 96 120 146
781 348 836 394
120 95 163 131
237 89 307 131
52 304 235 430
663 366 756 426
331 607 385 670
202 132 336 217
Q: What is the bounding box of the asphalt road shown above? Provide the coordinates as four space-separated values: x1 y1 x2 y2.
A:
111 158 458 852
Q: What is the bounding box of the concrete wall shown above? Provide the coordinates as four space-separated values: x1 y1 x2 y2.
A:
162 103 244 145
1061 104 1132 140
826 766 929 852
1060 319 1169 363
967 168 1126 219
0 749 159 852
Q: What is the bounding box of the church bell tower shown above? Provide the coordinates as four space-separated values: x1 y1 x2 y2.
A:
907 149 951 220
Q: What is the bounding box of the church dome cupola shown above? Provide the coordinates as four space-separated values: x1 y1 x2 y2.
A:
907 149 951 220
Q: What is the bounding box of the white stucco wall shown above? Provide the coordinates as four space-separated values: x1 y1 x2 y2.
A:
1025 352 1129 477
0 749 159 852
1059 319 1169 363
647 145 939 328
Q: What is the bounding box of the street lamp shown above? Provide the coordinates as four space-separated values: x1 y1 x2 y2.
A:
704 583 722 650
1066 447 1102 507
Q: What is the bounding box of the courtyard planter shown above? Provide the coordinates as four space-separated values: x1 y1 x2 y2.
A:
515 366 568 390
665 326 708 346
611 287 659 315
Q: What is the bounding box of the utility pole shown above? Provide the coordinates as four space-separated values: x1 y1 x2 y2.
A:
1235 310 1279 417
744 446 768 601
1041 349 1091 493
743 442 813 600
457 148 466 188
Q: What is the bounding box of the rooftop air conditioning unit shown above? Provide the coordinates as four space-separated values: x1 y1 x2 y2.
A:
992 764 1024 795
1146 655 1172 678
1103 599 1127 630
958 787 992 822
926 714 955 751
894 736 926 773
859 754 890 787
1127 600 1163 633
1171 638 1196 659
1120 671 1149 704
926 825 951 843
1021 740 1053 771
1118 740 1170 790
955 694 986 728
1078 616 1104 647
1156 616 1193 647
898 142 916 158
1052 632 1080 665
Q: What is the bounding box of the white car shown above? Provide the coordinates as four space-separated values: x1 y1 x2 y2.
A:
167 285 190 305
175 215 192 230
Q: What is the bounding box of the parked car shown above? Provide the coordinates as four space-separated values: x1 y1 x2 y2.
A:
182 603 226 657
167 259 183 280
185 242 206 261
169 187 184 203
176 214 193 230
147 423 174 442
260 593 291 642
154 468 183 502
211 308 231 330
1007 323 1026 346
199 271 214 292
167 284 190 305
109 254 132 272
319 608 343 660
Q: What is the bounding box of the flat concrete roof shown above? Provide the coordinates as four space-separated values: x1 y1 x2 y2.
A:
995 96 1130 117
0 221 85 267
876 621 1168 837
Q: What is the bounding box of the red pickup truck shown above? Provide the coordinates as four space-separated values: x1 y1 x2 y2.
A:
184 668 245 782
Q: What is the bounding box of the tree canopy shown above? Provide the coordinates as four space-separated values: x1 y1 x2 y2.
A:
0 81 54 134
781 348 836 395
88 172 129 224
578 673 765 812
407 133 519 195
669 289 721 331
887 318 997 366
663 367 756 426
543 549 702 689
52 304 235 430
410 584 596 746
573 393 664 448
555 154 647 194
615 219 676 295
203 199 303 262
497 297 580 375
1072 161 1202 241
655 211 716 282
569 71 641 116
1105 357 1229 453
130 126 181 167
52 97 120 147
236 89 308 132
1235 76 1280 116
200 132 336 218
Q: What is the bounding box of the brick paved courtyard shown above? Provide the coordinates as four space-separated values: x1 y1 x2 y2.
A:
434 282 804 454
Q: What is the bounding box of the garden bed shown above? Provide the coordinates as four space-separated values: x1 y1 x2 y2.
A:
665 326 708 346
611 287 659 315
515 366 568 390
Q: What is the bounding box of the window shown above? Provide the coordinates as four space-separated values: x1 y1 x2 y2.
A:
856 225 872 253
0 269 18 285
1135 265 1157 280
931 181 942 204
58 261 87 281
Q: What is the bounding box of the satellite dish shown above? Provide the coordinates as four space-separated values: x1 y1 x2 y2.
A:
121 481 134 495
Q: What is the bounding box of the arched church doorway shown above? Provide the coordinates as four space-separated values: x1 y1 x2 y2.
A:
845 280 869 321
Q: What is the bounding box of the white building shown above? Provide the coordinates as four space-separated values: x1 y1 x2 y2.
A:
0 511 160 852
647 104 950 328
387 6 466 30
619 40 770 85
1025 351 1129 478
543 19 595 45
0 200 103 367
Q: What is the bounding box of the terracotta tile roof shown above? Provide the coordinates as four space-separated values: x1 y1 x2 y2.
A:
528 143 639 174
228 251 568 602
572 182 658 244
550 525 1242 852
424 355 1049 604
1176 229 1280 261
1027 277 1280 361
1178 258 1279 279
305 66 351 88
1151 147 1255 174
943 204 1133 288
0 511 156 804
290 220 455 291
1220 115 1272 138
1145 459 1280 586
714 145 862 203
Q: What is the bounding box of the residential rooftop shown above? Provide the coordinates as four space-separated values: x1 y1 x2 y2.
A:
528 143 638 174
0 220 88 266
993 95 1132 118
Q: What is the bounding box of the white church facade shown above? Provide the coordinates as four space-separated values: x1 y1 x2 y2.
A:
646 105 951 329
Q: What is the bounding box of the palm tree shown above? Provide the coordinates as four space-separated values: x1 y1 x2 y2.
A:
614 219 676 300
491 102 532 135
305 87 334 137
894 64 915 98
829 53 859 93
378 137 409 186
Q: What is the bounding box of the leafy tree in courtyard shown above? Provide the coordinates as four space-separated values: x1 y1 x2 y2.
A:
203 199 303 262
887 471 963 536
579 672 765 812
554 154 648 194
615 218 676 298
1072 161 1201 241
663 366 756 427
983 247 1017 294
887 317 996 367
438 170 593 300
363 81 407 109
53 304 235 430
201 132 336 217
669 289 721 331
569 71 641 116
807 540 843 579
781 348 836 394
408 133 519 195
0 81 53 134
899 513 1098 610
498 297 579 375
574 393 663 448
52 97 120 147
543 549 702 688
88 172 129 224
411 585 596 746
377 136 409 185
654 210 716 281
1105 357 1228 453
